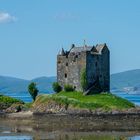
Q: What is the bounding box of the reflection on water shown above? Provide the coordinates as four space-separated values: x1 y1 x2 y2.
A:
0 116 140 140
0 136 32 140
0 132 140 140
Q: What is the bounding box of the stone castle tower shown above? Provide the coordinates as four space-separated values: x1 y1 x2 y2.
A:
57 43 110 94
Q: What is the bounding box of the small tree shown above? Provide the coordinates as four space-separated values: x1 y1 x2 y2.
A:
80 68 88 92
64 84 74 92
28 82 39 101
52 82 62 93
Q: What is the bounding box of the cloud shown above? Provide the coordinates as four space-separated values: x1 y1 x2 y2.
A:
0 12 16 23
53 13 79 21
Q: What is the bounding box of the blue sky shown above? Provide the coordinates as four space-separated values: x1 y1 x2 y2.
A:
0 0 140 79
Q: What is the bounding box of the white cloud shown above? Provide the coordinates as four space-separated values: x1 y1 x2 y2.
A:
0 12 16 23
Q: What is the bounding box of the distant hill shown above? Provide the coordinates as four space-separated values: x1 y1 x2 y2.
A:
111 69 140 91
0 76 56 94
0 76 29 94
31 76 56 93
0 69 140 95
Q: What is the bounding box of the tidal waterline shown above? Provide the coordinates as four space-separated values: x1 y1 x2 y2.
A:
0 131 139 140
4 91 140 106
1 113 140 140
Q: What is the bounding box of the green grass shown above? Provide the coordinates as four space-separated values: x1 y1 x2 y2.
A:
24 102 33 108
34 91 135 111
0 95 24 104
0 94 24 110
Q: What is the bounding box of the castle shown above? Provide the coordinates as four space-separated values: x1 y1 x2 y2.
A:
57 43 110 94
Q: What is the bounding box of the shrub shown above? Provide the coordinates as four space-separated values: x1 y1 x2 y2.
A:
64 84 74 92
52 82 62 93
28 82 39 101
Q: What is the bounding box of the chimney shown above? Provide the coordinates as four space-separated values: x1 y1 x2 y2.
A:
84 40 87 48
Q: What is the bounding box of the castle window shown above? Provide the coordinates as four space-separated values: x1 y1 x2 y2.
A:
76 55 78 58
95 62 98 67
65 73 67 78
58 61 61 64
66 63 68 66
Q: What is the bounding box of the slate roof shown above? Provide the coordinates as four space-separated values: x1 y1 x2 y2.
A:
59 44 107 55
70 46 93 53
69 44 106 54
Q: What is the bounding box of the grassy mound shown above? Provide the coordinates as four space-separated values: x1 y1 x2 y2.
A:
0 95 23 104
0 94 24 110
33 92 135 111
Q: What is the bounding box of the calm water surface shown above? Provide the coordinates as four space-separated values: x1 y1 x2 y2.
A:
0 130 140 140
113 91 140 106
0 114 140 140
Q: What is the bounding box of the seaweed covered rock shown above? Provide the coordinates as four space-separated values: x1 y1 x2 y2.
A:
5 103 24 113
0 95 24 112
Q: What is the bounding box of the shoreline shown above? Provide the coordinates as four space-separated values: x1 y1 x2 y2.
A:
0 111 140 131
1 110 140 118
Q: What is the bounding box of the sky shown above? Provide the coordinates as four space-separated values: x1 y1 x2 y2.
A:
0 0 140 80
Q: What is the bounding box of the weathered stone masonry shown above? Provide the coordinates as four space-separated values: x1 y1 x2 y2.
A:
57 43 110 94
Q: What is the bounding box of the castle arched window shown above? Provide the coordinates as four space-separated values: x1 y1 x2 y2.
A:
65 73 67 78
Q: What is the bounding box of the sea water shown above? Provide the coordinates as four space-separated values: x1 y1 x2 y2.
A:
113 91 140 106
0 131 140 140
3 91 140 106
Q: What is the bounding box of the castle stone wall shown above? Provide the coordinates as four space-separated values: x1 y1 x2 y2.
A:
57 52 86 91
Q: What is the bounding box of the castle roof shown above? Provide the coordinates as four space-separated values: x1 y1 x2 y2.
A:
69 44 107 54
70 46 93 53
58 43 108 55
96 44 106 54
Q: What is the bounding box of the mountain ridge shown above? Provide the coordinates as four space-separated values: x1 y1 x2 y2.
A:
0 76 56 94
0 69 140 94
111 69 140 91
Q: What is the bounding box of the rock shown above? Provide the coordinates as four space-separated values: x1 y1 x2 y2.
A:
112 110 119 115
5 103 25 113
